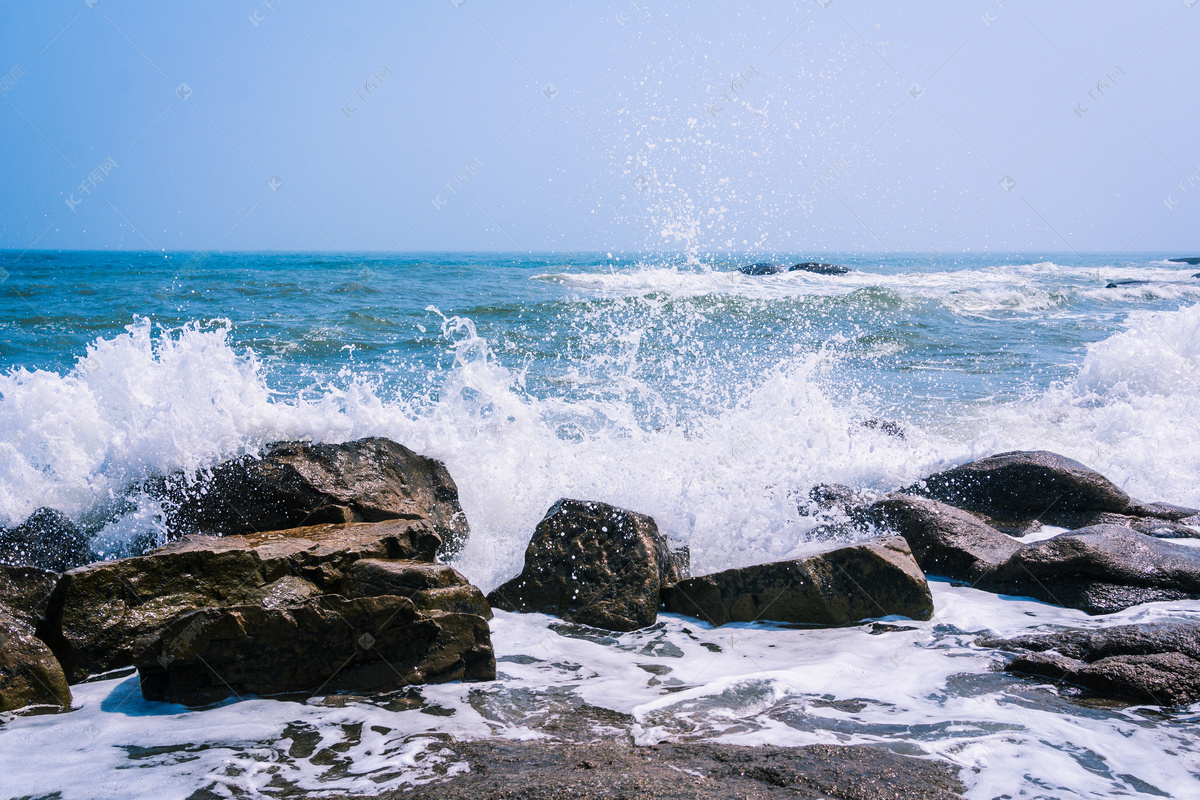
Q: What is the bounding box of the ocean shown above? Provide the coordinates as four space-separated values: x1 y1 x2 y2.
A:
1 250 1199 798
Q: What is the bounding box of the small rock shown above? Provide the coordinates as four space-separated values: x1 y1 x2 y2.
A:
134 595 495 705
978 622 1200 705
487 499 689 632
790 262 850 275
853 495 1020 583
860 418 906 438
0 615 72 713
802 484 870 517
0 509 89 572
158 437 471 557
661 536 933 626
738 263 785 275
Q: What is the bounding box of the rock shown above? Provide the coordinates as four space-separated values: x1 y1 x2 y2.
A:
0 566 60 629
340 559 492 619
853 495 1020 583
487 499 689 632
860 418 906 438
0 615 72 713
0 508 89 572
661 536 933 627
978 525 1200 614
133 594 495 705
790 261 850 275
978 622 1200 705
802 484 870 517
1035 509 1200 539
43 519 441 682
382 739 965 800
1126 501 1200 521
159 437 470 557
1168 257 1200 264
738 262 785 275
906 451 1132 519
1106 280 1151 288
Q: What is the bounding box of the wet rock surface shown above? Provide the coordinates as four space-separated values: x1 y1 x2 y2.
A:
976 525 1200 614
361 739 964 800
44 519 443 682
662 536 933 626
853 496 1020 584
341 558 492 619
0 508 89 572
158 437 471 557
979 621 1200 705
0 614 72 713
134 594 495 705
488 499 689 632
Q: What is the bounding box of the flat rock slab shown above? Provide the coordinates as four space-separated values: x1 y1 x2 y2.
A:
977 525 1200 614
159 437 471 556
45 519 441 682
488 499 689 632
979 622 1200 705
134 594 495 705
662 537 933 627
906 451 1131 518
360 740 963 800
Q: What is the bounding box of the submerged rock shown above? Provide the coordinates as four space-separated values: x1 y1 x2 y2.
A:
661 536 933 626
979 622 1200 705
159 437 470 557
977 525 1200 614
134 595 494 705
0 509 89 572
738 262 786 275
487 499 689 632
853 495 1020 583
1168 257 1200 265
906 451 1132 520
44 519 442 682
790 261 850 275
386 739 965 800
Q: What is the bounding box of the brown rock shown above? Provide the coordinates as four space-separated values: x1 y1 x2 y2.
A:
44 519 440 682
853 495 1020 583
159 437 471 556
340 559 492 619
661 536 933 627
134 594 495 705
487 499 689 632
0 615 72 713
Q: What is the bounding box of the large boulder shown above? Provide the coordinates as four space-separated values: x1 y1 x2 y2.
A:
905 451 1132 519
978 622 1200 705
43 519 441 682
0 615 72 712
0 508 89 572
853 495 1020 583
0 566 60 629
159 437 470 556
487 499 689 632
134 595 494 705
977 525 1200 614
661 537 933 627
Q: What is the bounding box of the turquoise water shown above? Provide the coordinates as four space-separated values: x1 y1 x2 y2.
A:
2 250 1200 799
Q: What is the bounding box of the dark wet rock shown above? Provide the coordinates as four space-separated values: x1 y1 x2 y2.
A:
1106 279 1152 288
977 525 1200 614
791 262 850 275
1036 509 1200 539
661 536 933 627
739 263 786 275
487 499 689 632
1126 501 1200 521
158 437 470 557
860 418 906 438
0 508 89 572
853 495 1020 584
978 622 1200 705
44 519 441 682
340 559 492 619
802 484 870 517
0 614 72 713
368 739 964 800
905 451 1132 519
1168 257 1200 265
133 594 495 705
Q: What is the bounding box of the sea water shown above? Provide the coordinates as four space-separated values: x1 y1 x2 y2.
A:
0 251 1198 798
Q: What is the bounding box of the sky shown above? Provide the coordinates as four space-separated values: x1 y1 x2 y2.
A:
1 0 1198 255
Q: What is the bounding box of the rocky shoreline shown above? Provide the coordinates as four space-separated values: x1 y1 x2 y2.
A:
3 438 1200 795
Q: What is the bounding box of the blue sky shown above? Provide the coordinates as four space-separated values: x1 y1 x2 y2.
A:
1 0 1198 254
